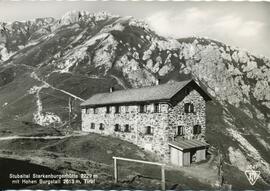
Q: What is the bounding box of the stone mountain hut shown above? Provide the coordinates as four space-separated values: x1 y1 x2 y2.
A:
81 79 212 166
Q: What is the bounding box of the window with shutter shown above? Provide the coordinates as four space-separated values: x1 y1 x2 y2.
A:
177 126 184 136
91 123 95 129
139 104 146 113
115 106 120 113
193 125 201 135
114 124 120 132
99 123 104 130
125 106 129 113
106 106 111 114
154 103 160 113
184 103 194 113
145 126 153 135
124 124 130 132
190 104 194 113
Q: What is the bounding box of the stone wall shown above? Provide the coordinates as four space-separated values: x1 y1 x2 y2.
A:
81 88 206 163
167 89 206 141
81 103 170 161
164 89 206 162
163 89 206 161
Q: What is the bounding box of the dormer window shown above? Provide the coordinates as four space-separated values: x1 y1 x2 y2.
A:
184 103 194 113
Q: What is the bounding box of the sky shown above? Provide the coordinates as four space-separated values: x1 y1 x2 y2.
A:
0 1 269 57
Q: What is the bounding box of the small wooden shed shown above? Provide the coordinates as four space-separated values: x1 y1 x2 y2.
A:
169 139 209 166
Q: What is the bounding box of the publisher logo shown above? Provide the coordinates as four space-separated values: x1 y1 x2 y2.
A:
245 166 260 186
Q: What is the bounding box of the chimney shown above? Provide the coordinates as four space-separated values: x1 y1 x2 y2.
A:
155 79 160 85
110 87 114 93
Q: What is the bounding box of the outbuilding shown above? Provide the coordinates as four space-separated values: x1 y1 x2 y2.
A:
169 139 209 166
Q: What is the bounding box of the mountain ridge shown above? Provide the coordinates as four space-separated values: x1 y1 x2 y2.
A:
0 11 269 188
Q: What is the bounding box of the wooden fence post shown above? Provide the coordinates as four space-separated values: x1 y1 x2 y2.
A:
114 157 118 183
161 165 165 191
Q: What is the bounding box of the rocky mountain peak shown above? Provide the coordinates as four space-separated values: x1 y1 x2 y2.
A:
58 10 89 26
0 12 269 185
57 10 119 26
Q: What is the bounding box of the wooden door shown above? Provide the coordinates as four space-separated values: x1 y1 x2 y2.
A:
183 151 190 166
179 149 183 166
170 146 183 166
170 147 179 166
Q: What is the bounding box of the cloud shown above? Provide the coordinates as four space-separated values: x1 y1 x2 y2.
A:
146 8 212 38
215 15 265 37
237 21 265 37
146 8 265 39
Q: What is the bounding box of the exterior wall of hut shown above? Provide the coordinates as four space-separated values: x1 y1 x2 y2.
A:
81 88 206 163
166 89 206 141
81 103 170 161
164 89 206 162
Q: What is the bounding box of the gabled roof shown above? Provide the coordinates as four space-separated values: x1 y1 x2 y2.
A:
81 79 211 107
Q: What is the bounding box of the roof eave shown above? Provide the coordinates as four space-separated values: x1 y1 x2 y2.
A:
169 142 209 151
80 99 172 108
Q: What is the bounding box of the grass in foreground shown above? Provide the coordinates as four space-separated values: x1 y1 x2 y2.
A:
0 132 211 189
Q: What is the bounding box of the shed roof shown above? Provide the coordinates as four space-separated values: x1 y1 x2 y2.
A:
81 79 211 107
169 139 209 151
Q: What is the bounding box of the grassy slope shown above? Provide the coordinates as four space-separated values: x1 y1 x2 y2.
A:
0 133 211 189
206 101 269 189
